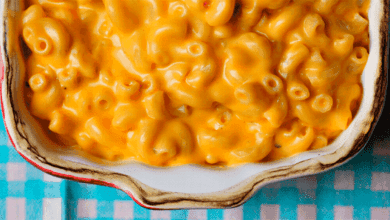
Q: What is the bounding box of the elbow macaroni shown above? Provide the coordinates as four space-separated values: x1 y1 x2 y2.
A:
21 0 369 166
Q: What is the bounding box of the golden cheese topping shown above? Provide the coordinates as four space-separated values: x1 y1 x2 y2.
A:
21 0 369 166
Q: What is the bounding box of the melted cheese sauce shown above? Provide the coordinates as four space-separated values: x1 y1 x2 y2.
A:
21 0 369 166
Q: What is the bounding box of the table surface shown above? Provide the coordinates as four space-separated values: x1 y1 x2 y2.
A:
0 41 390 220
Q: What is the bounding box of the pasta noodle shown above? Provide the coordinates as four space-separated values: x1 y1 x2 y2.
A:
49 110 71 135
20 0 369 166
264 95 288 128
347 47 369 75
58 68 80 89
114 79 141 101
310 135 328 150
302 13 330 46
144 91 170 120
229 135 273 163
262 73 283 95
287 80 311 101
333 33 355 57
93 87 115 111
75 132 95 150
29 73 48 92
312 94 333 113
278 43 310 78
268 120 315 160
263 4 305 41
112 104 145 132
314 0 339 14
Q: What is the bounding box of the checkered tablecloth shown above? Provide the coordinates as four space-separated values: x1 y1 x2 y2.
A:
1 52 390 220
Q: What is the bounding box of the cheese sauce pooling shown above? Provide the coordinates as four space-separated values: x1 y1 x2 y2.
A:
21 0 369 166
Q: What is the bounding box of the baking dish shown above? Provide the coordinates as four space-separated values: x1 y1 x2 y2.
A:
0 0 388 209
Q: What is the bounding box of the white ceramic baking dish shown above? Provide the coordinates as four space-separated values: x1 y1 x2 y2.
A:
0 0 388 209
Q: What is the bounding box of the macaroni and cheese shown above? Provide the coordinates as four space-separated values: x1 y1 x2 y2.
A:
20 0 369 166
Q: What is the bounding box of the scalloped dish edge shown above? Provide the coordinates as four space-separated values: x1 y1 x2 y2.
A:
0 0 388 209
